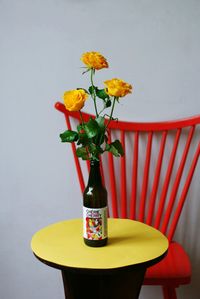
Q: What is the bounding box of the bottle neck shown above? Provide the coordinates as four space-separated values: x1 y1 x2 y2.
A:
87 160 102 187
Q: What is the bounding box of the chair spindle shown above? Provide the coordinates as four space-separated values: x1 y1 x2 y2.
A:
130 131 139 220
120 130 127 218
139 131 153 222
108 131 118 218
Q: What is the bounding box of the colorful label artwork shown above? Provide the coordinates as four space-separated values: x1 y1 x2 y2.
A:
83 207 108 240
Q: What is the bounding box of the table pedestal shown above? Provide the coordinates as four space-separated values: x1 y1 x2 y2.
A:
61 266 146 299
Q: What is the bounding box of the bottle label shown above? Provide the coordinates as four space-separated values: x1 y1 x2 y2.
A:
83 207 108 240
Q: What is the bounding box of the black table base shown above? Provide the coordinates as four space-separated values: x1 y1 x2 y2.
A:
61 266 146 299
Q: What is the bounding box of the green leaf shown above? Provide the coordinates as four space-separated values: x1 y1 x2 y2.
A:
84 118 99 138
96 88 109 100
104 99 112 108
88 86 96 96
91 155 100 161
105 140 124 157
60 130 78 143
105 143 111 151
112 140 124 156
88 143 96 152
77 124 84 132
88 144 104 157
76 147 88 160
97 146 104 154
95 131 106 146
95 116 105 129
77 132 89 146
93 117 106 145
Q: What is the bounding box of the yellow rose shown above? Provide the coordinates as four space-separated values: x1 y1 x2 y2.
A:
104 78 132 98
62 89 88 111
81 51 109 70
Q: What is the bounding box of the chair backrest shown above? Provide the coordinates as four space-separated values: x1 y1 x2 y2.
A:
55 102 200 242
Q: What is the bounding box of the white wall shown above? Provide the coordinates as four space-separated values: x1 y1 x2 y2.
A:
0 0 200 298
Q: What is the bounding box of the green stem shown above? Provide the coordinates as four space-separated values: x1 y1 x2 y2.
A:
90 69 99 117
79 111 84 125
86 146 91 160
98 106 106 116
106 97 117 129
79 111 90 160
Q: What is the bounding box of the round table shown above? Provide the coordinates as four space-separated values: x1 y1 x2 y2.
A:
31 218 168 299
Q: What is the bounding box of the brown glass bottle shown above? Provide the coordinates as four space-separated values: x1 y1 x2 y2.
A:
83 160 108 247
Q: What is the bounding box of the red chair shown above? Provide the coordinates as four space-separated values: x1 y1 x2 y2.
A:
55 102 200 299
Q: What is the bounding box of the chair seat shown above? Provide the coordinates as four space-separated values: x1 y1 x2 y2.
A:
144 241 191 286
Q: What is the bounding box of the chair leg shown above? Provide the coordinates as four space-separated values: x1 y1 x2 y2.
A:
162 286 177 299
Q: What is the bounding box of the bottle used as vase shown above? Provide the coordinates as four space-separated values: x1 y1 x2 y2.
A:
83 159 108 247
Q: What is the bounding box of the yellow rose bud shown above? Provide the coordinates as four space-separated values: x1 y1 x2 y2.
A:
62 89 88 112
81 51 109 70
104 78 132 98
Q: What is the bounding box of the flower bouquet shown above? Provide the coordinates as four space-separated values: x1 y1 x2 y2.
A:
60 51 132 161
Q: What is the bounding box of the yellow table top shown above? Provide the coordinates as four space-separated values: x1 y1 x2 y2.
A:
31 218 168 270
